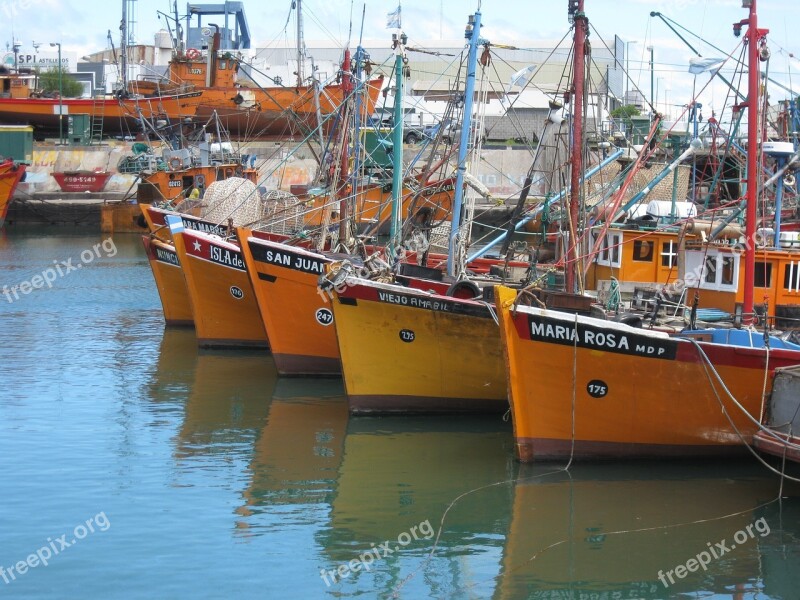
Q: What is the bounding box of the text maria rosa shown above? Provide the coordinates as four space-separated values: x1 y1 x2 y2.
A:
529 320 673 357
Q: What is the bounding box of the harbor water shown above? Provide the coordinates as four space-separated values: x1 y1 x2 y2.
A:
1 230 799 599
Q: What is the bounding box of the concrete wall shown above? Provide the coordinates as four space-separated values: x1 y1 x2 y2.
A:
19 145 139 196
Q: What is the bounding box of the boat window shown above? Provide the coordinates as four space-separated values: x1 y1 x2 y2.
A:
219 60 227 70
633 240 654 262
596 233 622 267
697 252 739 291
661 241 678 267
755 262 772 287
784 261 800 293
704 256 716 283
721 256 734 285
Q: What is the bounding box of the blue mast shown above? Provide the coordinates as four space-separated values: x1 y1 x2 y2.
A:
447 9 482 277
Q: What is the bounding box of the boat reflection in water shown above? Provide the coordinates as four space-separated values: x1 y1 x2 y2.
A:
496 461 788 599
323 416 515 596
175 350 276 460
148 327 200 406
236 378 349 524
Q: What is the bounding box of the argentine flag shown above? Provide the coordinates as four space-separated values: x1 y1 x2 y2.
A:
386 4 401 29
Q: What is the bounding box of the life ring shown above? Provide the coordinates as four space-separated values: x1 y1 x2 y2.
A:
232 93 244 105
169 156 184 171
194 174 205 187
446 280 481 299
186 48 201 60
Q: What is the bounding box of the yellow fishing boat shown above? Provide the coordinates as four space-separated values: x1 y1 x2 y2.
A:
330 276 507 413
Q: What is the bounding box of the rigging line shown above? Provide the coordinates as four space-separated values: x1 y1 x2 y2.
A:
687 338 800 483
209 81 370 226
490 29 574 116
406 47 457 58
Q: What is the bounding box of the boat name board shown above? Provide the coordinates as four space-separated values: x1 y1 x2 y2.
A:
207 244 245 270
250 244 326 275
526 315 678 359
154 246 180 267
375 290 491 318
183 235 245 270
420 181 455 196
181 218 228 237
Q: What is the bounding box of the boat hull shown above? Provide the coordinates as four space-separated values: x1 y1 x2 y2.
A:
332 279 507 414
236 232 339 376
494 285 800 461
754 364 800 464
0 160 26 227
52 171 110 193
169 223 268 349
193 77 383 137
0 94 201 135
141 235 194 326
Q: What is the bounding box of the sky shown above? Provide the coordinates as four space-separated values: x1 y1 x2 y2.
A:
2 0 799 120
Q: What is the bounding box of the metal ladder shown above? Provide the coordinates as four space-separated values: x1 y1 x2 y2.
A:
90 94 105 145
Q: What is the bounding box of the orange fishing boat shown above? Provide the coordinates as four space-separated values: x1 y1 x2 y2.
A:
129 29 383 138
141 234 193 326
0 69 201 136
0 158 26 227
236 234 338 374
494 284 800 461
167 216 268 348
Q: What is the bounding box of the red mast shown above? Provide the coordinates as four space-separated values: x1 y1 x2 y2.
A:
566 0 587 293
337 49 353 245
741 0 768 323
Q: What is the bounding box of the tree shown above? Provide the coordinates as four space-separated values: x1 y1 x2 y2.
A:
37 66 85 98
609 104 641 120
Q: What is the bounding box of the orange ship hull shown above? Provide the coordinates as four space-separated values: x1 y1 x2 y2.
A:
0 93 200 135
0 160 26 227
141 235 193 326
299 177 456 230
194 77 384 137
494 285 800 461
236 231 338 374
167 219 268 348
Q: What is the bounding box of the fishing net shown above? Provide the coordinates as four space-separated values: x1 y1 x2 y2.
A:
199 177 268 227
258 190 306 236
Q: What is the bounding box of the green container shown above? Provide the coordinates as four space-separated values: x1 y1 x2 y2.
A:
0 125 33 163
361 128 393 169
628 116 652 146
67 114 91 145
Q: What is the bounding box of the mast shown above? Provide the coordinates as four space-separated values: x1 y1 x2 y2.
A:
296 0 304 87
120 0 128 88
742 0 768 323
566 0 587 293
173 0 184 55
337 49 353 246
446 9 482 277
389 32 407 246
